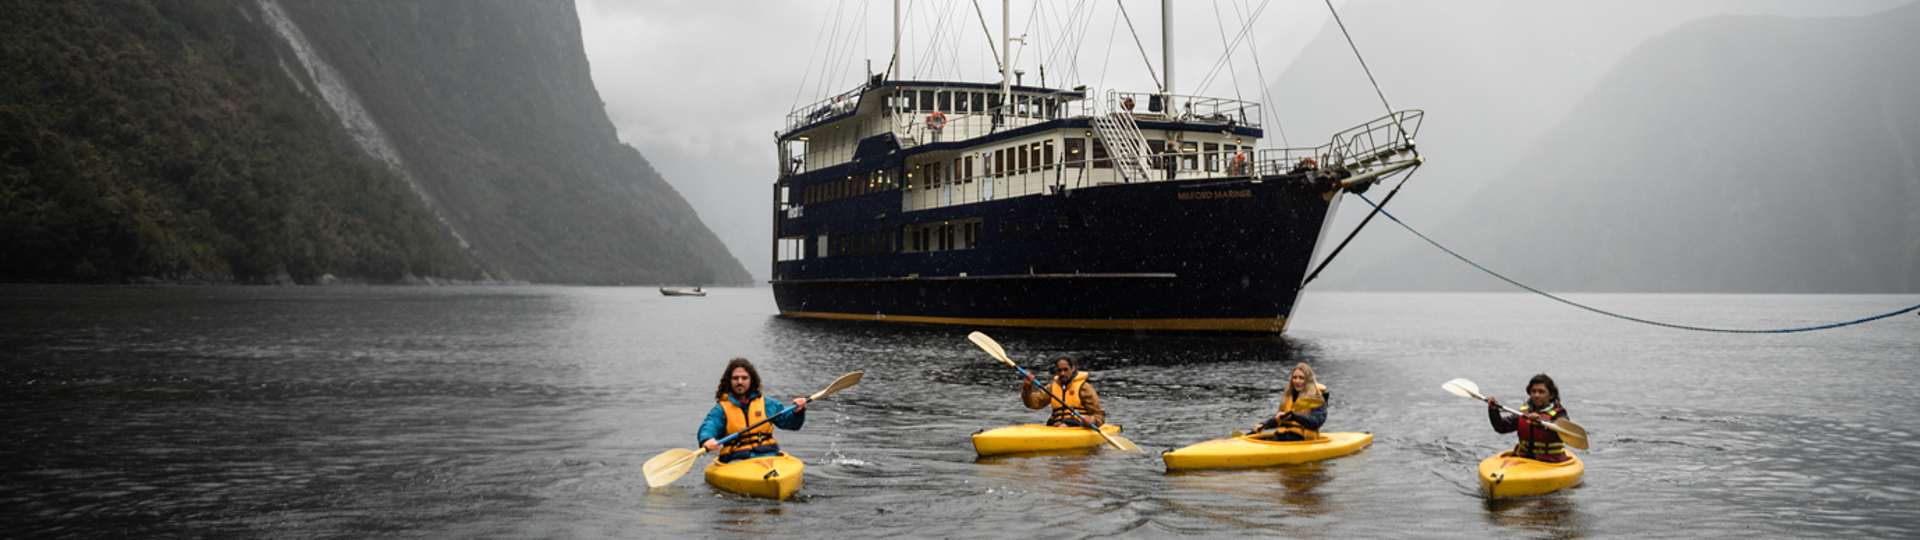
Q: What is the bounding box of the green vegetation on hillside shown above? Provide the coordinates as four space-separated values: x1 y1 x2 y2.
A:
0 0 478 283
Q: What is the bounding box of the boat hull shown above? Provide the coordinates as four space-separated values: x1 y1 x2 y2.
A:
703 452 804 500
773 177 1341 334
972 424 1124 456
1477 451 1583 499
1162 431 1372 470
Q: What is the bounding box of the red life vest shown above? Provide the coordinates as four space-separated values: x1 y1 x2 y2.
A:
1514 402 1568 462
718 395 777 455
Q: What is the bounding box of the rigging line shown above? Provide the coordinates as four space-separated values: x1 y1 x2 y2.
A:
1192 0 1270 97
1116 1 1161 90
800 0 849 107
789 1 840 111
1208 0 1246 106
1040 1 1079 79
842 0 872 88
1324 0 1413 154
912 0 954 79
1235 0 1286 147
819 0 855 99
1096 6 1122 95
970 0 1002 74
1352 193 1920 334
1300 167 1419 289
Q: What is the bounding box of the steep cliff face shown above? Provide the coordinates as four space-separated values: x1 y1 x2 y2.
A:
1 0 479 283
0 0 750 285
1345 3 1920 293
270 0 750 285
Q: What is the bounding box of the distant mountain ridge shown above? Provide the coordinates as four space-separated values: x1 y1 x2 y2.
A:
0 0 750 285
1344 2 1920 293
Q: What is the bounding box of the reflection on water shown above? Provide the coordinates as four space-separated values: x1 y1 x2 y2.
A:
1485 495 1587 539
5 286 1918 538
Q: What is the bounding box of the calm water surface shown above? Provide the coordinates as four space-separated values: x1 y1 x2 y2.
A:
3 285 1917 538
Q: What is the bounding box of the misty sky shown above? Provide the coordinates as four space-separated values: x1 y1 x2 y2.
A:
573 0 1906 285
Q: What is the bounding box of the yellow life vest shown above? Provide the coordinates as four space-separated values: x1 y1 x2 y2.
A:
1045 371 1092 425
719 395 777 455
1275 383 1330 440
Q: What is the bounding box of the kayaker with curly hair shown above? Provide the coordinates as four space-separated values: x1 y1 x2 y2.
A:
697 358 808 463
1486 373 1570 463
1252 363 1328 441
1021 354 1106 427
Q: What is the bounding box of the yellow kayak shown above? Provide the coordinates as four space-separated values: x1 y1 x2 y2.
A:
971 424 1124 456
703 452 804 500
1162 432 1372 469
1478 451 1583 499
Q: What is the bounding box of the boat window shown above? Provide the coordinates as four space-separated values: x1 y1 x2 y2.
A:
938 91 951 112
995 149 1006 177
1205 143 1220 172
1018 144 1029 171
1092 139 1111 168
817 234 829 258
972 92 985 113
1182 142 1199 171
964 154 975 182
1028 143 1040 170
919 90 934 112
1043 140 1055 167
1064 138 1083 167
1058 217 1069 229
987 93 1002 112
777 237 805 261
899 91 915 112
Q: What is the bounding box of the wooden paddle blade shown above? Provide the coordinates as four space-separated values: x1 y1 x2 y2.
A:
1441 378 1484 400
809 370 864 401
642 448 704 488
966 331 1016 367
1548 418 1591 450
1100 431 1142 453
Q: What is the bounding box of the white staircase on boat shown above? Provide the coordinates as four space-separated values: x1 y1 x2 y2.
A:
1092 94 1157 183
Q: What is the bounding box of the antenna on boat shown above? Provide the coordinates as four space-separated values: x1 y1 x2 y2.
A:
1001 0 1012 115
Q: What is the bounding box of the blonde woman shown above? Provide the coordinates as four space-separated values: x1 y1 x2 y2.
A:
1251 363 1328 441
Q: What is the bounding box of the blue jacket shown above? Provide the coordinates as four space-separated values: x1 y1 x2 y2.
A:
696 393 806 445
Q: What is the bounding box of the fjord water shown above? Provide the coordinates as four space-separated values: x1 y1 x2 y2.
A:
3 285 1916 538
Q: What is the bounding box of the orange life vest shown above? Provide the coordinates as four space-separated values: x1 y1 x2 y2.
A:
1044 371 1092 425
1274 383 1329 440
718 395 777 455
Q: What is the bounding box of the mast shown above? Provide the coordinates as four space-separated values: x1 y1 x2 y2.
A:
892 0 900 80
1001 0 1011 116
1162 0 1173 96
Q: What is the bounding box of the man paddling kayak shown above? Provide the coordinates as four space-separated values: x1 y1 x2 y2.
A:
1486 374 1570 463
1020 355 1106 427
698 358 808 463
1251 363 1329 441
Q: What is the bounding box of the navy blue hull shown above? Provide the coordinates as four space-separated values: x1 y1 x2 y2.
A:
772 176 1341 333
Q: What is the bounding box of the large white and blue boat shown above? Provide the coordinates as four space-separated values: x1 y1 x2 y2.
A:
771 1 1422 333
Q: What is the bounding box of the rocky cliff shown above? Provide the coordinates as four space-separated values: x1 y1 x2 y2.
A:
0 0 750 285
1342 2 1920 293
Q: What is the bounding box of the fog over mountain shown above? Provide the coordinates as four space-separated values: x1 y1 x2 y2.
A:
1328 2 1920 292
1259 0 1911 292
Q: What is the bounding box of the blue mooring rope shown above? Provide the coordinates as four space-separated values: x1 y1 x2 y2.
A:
1355 194 1920 333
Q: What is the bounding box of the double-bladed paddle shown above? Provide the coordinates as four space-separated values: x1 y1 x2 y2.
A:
1442 377 1589 450
642 370 864 488
966 331 1141 453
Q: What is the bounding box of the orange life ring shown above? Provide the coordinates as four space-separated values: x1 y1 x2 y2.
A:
1231 152 1248 174
927 111 947 130
1121 97 1136 111
1298 157 1318 169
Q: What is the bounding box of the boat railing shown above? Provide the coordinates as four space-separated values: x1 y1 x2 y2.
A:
1105 91 1260 128
900 147 1269 211
786 88 866 134
1249 110 1423 177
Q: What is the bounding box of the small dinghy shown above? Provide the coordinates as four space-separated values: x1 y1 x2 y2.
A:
659 286 706 297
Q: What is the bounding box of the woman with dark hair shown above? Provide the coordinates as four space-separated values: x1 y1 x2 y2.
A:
1486 374 1570 463
1021 354 1105 427
696 358 808 463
